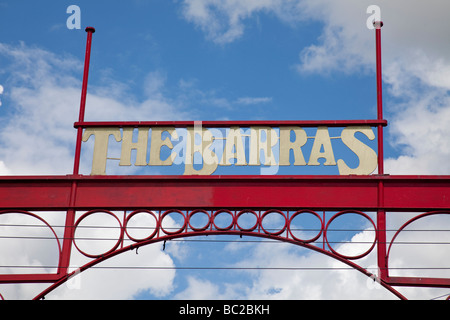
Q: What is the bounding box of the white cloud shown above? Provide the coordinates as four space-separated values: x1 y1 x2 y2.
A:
286 1 450 176
235 96 272 105
2 0 450 300
0 84 3 107
143 70 168 98
388 213 450 279
173 239 397 300
0 42 187 299
46 244 176 300
181 0 305 44
176 79 273 111
174 218 450 300
0 42 190 176
385 90 450 174
181 0 450 176
296 0 450 75
173 276 236 300
0 161 11 175
97 0 450 300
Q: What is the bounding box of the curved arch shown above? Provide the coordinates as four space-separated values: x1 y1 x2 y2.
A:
33 230 407 300
387 211 450 264
0 210 62 258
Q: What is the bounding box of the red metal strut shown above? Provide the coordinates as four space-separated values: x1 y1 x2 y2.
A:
1 22 450 300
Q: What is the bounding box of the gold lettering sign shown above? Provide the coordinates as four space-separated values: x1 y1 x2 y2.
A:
82 125 377 176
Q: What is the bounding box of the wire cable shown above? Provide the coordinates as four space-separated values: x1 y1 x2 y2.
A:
1 265 449 271
2 223 449 232
430 292 450 300
0 235 449 245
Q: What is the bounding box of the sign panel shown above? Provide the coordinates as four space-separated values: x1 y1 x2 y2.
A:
81 124 378 176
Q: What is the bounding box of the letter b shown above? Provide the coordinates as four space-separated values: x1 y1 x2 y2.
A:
223 305 231 315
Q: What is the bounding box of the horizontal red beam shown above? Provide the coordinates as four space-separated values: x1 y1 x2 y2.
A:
74 175 377 210
387 276 450 288
0 175 449 211
73 119 388 128
0 177 72 210
0 273 61 284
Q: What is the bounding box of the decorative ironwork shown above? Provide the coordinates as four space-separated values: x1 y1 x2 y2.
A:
1 207 449 299
0 23 449 300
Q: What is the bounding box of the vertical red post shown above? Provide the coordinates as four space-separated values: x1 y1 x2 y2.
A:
374 20 388 281
377 180 387 280
375 21 384 176
59 27 96 277
73 26 95 175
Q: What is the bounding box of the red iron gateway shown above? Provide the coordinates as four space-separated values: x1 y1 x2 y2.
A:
0 23 449 300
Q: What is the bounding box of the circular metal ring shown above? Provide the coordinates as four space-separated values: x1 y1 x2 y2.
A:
212 209 235 231
124 210 159 242
260 209 287 236
188 209 211 232
288 210 323 243
324 210 377 260
73 210 123 259
160 210 187 235
236 210 259 232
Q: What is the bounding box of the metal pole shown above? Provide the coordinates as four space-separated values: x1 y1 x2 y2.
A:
373 20 388 281
58 27 95 279
375 21 384 175
73 26 95 175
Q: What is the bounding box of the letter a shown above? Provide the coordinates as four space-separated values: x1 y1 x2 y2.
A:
308 127 336 166
66 5 81 30
366 5 381 29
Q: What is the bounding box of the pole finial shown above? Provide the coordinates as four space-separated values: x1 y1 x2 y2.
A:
373 21 383 29
85 26 96 33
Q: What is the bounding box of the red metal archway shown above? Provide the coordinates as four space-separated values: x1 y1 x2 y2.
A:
0 23 449 300
29 207 410 300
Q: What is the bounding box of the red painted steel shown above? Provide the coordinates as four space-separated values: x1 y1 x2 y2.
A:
1 22 449 300
73 119 388 128
1 175 450 211
374 21 389 281
375 21 384 175
30 213 409 301
59 27 96 282
73 27 95 175
387 277 450 288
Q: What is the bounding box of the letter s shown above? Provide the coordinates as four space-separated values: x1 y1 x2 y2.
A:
337 126 377 175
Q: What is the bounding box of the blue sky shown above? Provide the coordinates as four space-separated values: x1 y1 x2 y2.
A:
0 1 450 300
